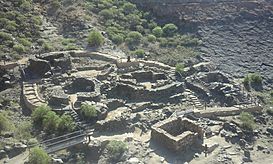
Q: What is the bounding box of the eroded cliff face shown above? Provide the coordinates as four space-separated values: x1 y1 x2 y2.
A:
132 0 273 87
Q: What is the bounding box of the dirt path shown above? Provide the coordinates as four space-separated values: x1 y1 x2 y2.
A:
0 151 29 164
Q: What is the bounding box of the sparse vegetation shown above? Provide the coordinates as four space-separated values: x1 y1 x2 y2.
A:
31 105 76 134
87 30 104 47
239 112 256 131
0 1 42 58
243 73 262 89
250 73 262 85
15 120 33 140
106 140 128 161
175 63 185 74
86 0 199 65
80 104 97 120
29 147 51 164
0 113 9 133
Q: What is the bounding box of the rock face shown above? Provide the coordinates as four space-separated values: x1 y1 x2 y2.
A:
26 58 51 78
132 0 273 87
151 117 204 151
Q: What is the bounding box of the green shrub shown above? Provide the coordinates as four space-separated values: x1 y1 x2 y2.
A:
147 34 156 42
87 30 104 47
29 147 51 164
42 42 53 52
133 49 145 58
32 16 42 26
106 140 127 161
136 25 144 34
239 112 255 131
61 38 76 46
13 44 25 54
99 9 114 19
162 23 178 37
250 73 262 85
243 75 250 87
179 35 200 46
122 2 136 14
111 34 124 45
0 113 9 133
58 114 76 133
18 38 32 47
244 73 262 87
31 105 51 128
51 0 61 9
81 104 97 120
15 121 33 140
20 0 32 11
126 14 141 28
152 26 163 37
64 44 79 50
175 63 185 74
125 31 142 46
148 21 157 30
42 111 60 134
0 32 12 41
5 21 18 31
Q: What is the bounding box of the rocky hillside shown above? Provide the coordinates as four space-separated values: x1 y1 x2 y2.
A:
132 0 273 87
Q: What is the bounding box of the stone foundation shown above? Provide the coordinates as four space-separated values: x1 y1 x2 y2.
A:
151 118 203 151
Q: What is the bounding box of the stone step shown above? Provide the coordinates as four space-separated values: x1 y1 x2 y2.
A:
30 99 41 104
24 84 34 88
24 91 35 95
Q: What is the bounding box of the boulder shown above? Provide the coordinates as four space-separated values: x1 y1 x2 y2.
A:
266 128 273 135
0 150 7 159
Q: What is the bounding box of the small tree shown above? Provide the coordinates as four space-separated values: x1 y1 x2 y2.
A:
29 147 51 164
162 23 178 37
106 140 127 161
80 104 97 120
152 26 163 37
31 105 51 128
42 111 60 134
125 31 142 46
87 30 104 47
58 114 76 133
239 112 255 131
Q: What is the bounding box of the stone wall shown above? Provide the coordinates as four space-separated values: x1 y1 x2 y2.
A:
194 105 263 118
108 82 184 102
151 118 204 151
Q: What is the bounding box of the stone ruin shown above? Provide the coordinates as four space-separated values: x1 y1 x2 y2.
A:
18 50 263 158
151 117 204 151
